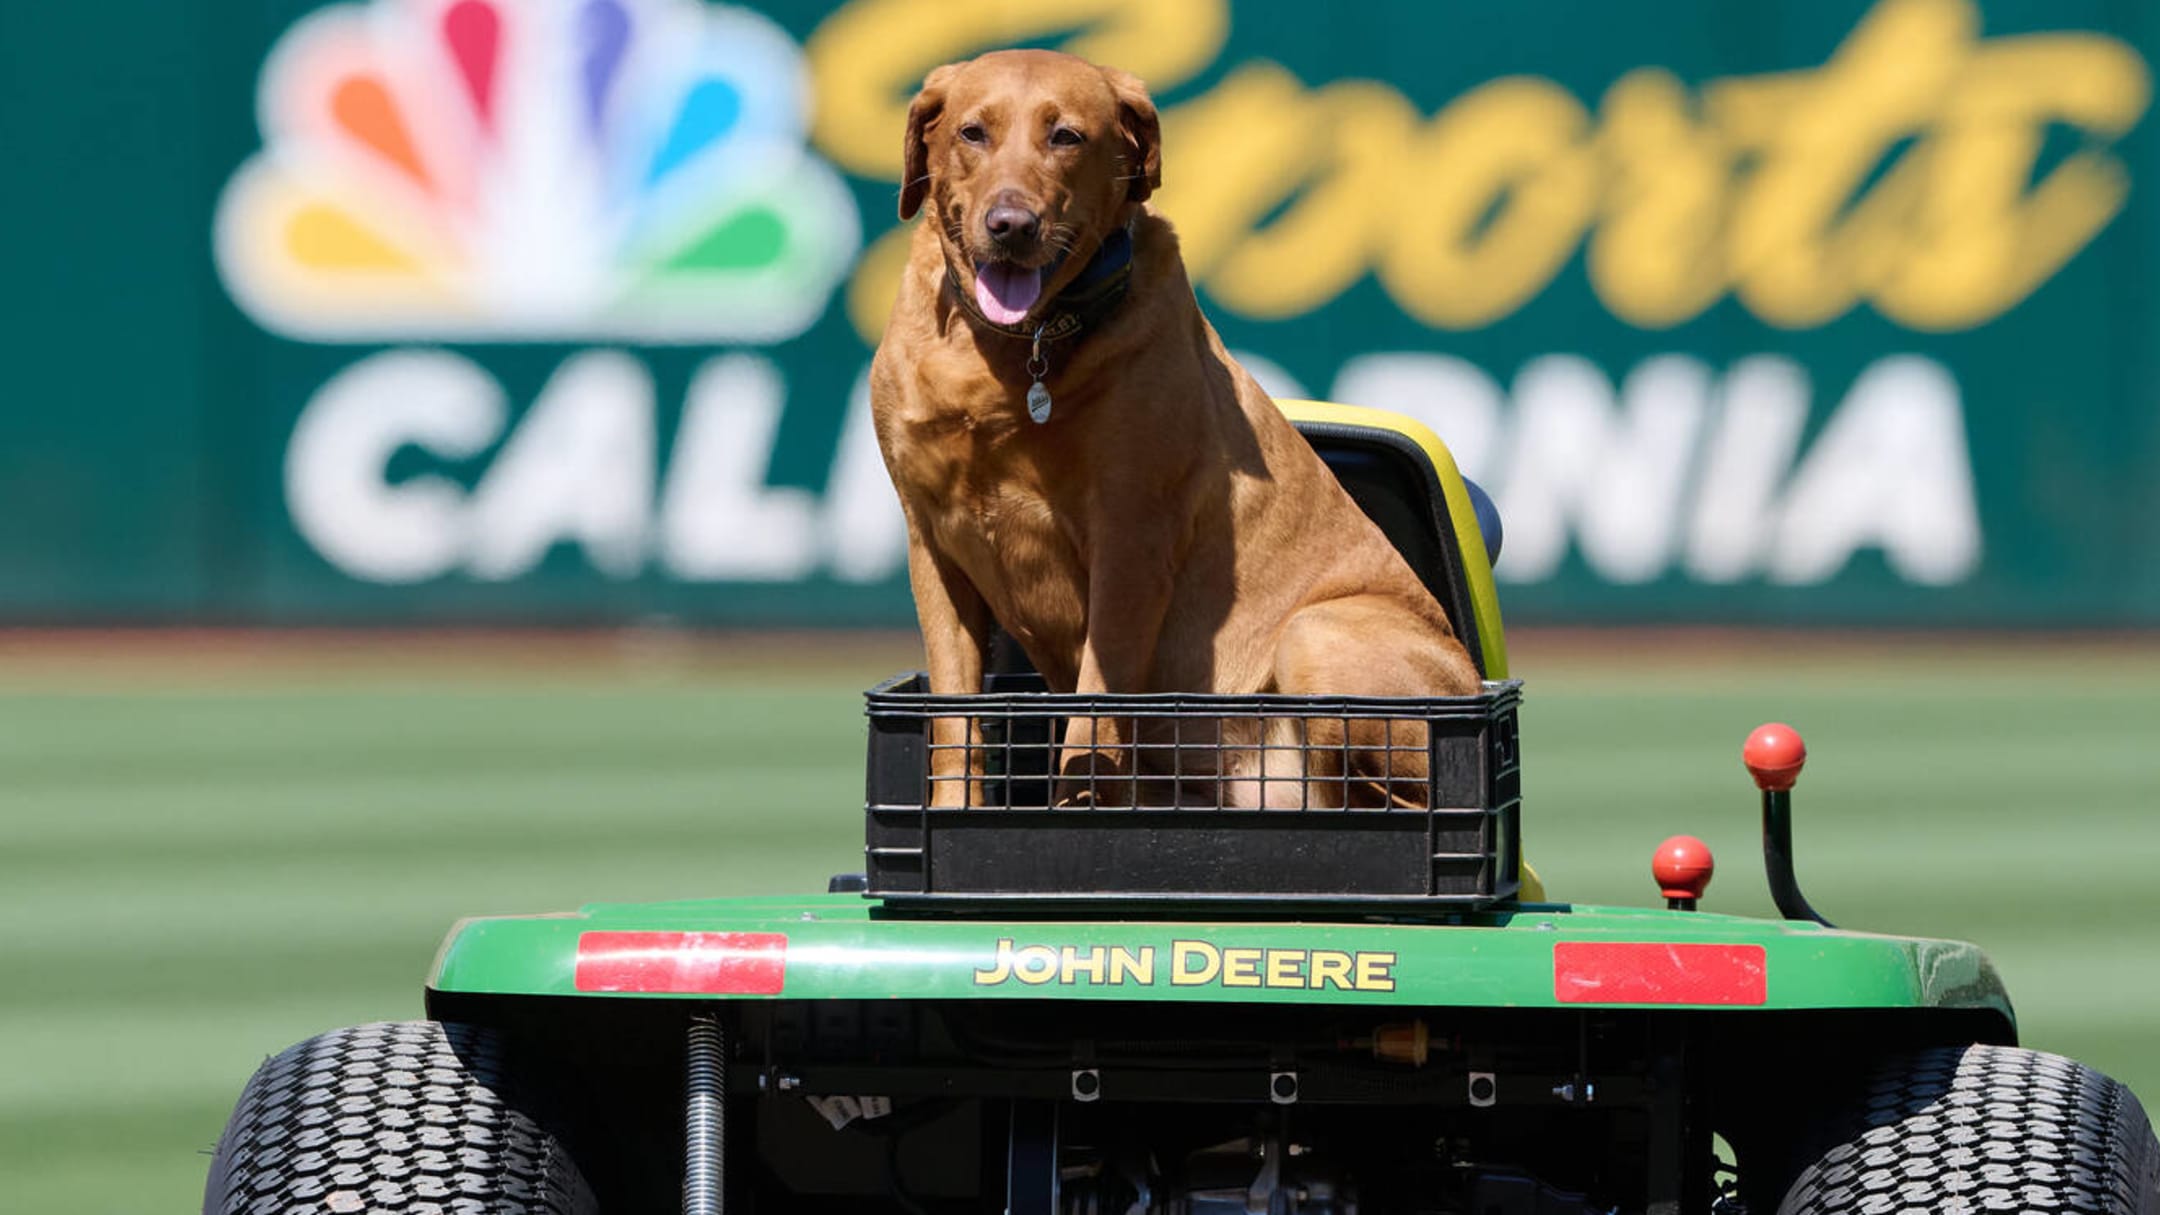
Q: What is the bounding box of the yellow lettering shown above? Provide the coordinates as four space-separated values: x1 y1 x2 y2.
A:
805 0 1228 179
1171 73 1417 318
1591 69 1728 328
974 937 1016 985
1309 950 1355 991
982 941 1400 990
1874 31 2148 328
1264 949 1306 988
1061 945 1108 985
1172 939 1221 985
1153 62 1320 283
1220 947 1263 987
1109 946 1155 985
827 0 2150 341
1012 944 1060 985
1380 76 1598 328
1353 951 1397 993
1713 0 1970 327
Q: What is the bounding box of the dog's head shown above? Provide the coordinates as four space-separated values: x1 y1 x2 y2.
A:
899 50 1161 327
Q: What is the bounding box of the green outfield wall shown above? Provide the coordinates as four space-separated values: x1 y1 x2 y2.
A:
5 0 2157 625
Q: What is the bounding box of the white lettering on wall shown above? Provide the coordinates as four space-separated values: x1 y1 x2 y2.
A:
286 351 505 584
1488 354 1709 584
1684 356 1809 583
659 354 819 581
283 349 1982 591
1329 351 1981 587
1769 356 1980 586
466 351 653 580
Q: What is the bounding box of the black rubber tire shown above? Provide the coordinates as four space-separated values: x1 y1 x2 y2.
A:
203 1020 598 1215
1778 1044 2160 1214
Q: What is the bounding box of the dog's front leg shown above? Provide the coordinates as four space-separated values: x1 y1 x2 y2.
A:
907 535 992 808
1054 543 1175 806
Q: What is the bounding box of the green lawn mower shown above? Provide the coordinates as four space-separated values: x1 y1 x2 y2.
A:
202 402 2159 1215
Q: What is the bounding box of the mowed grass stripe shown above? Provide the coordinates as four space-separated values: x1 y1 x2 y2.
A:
0 767 862 861
0 938 452 1012
1517 681 2155 892
0 839 855 966
0 688 866 786
2 1098 239 1215
0 995 426 1121
0 842 848 980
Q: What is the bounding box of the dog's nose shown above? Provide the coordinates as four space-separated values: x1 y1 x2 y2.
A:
984 204 1040 245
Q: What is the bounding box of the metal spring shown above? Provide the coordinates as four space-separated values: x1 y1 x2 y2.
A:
684 1012 726 1215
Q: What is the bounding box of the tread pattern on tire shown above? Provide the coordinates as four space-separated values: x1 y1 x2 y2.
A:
203 1020 597 1215
1779 1044 2160 1215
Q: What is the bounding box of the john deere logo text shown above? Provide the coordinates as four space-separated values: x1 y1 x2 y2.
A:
973 938 1397 993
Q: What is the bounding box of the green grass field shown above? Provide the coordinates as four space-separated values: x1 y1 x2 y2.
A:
3 632 2156 1212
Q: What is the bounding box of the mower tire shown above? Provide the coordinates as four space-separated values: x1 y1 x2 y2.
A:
1779 1043 2159 1214
202 1019 596 1215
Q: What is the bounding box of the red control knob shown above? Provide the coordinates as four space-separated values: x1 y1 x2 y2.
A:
1653 835 1715 904
1744 723 1807 792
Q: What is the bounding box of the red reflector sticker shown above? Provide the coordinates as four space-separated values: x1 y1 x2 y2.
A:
575 931 788 995
1553 942 1767 1006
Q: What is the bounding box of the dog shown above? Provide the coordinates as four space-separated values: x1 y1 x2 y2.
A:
868 49 1481 809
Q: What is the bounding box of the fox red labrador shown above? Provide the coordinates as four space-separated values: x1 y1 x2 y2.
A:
869 49 1480 808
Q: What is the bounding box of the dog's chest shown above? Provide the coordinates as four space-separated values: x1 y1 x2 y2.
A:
891 394 1018 488
895 402 1086 610
891 395 1065 525
920 448 1070 576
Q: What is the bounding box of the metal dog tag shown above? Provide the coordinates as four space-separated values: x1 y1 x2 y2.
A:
1026 325 1054 423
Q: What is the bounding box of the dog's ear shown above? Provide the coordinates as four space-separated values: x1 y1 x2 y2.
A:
1101 67 1161 203
900 64 959 220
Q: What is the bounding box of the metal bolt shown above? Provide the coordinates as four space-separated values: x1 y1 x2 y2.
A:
1468 1071 1497 1107
1269 1071 1299 1104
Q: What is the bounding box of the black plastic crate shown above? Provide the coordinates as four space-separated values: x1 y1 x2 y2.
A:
864 672 1522 908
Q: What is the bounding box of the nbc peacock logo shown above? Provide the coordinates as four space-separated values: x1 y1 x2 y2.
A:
215 0 860 343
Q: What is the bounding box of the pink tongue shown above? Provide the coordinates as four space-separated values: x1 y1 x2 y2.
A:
973 262 1042 325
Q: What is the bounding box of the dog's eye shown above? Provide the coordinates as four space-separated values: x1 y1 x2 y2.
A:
1048 127 1085 148
958 123 988 146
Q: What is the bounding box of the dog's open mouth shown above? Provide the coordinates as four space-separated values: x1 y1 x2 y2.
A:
973 260 1045 326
